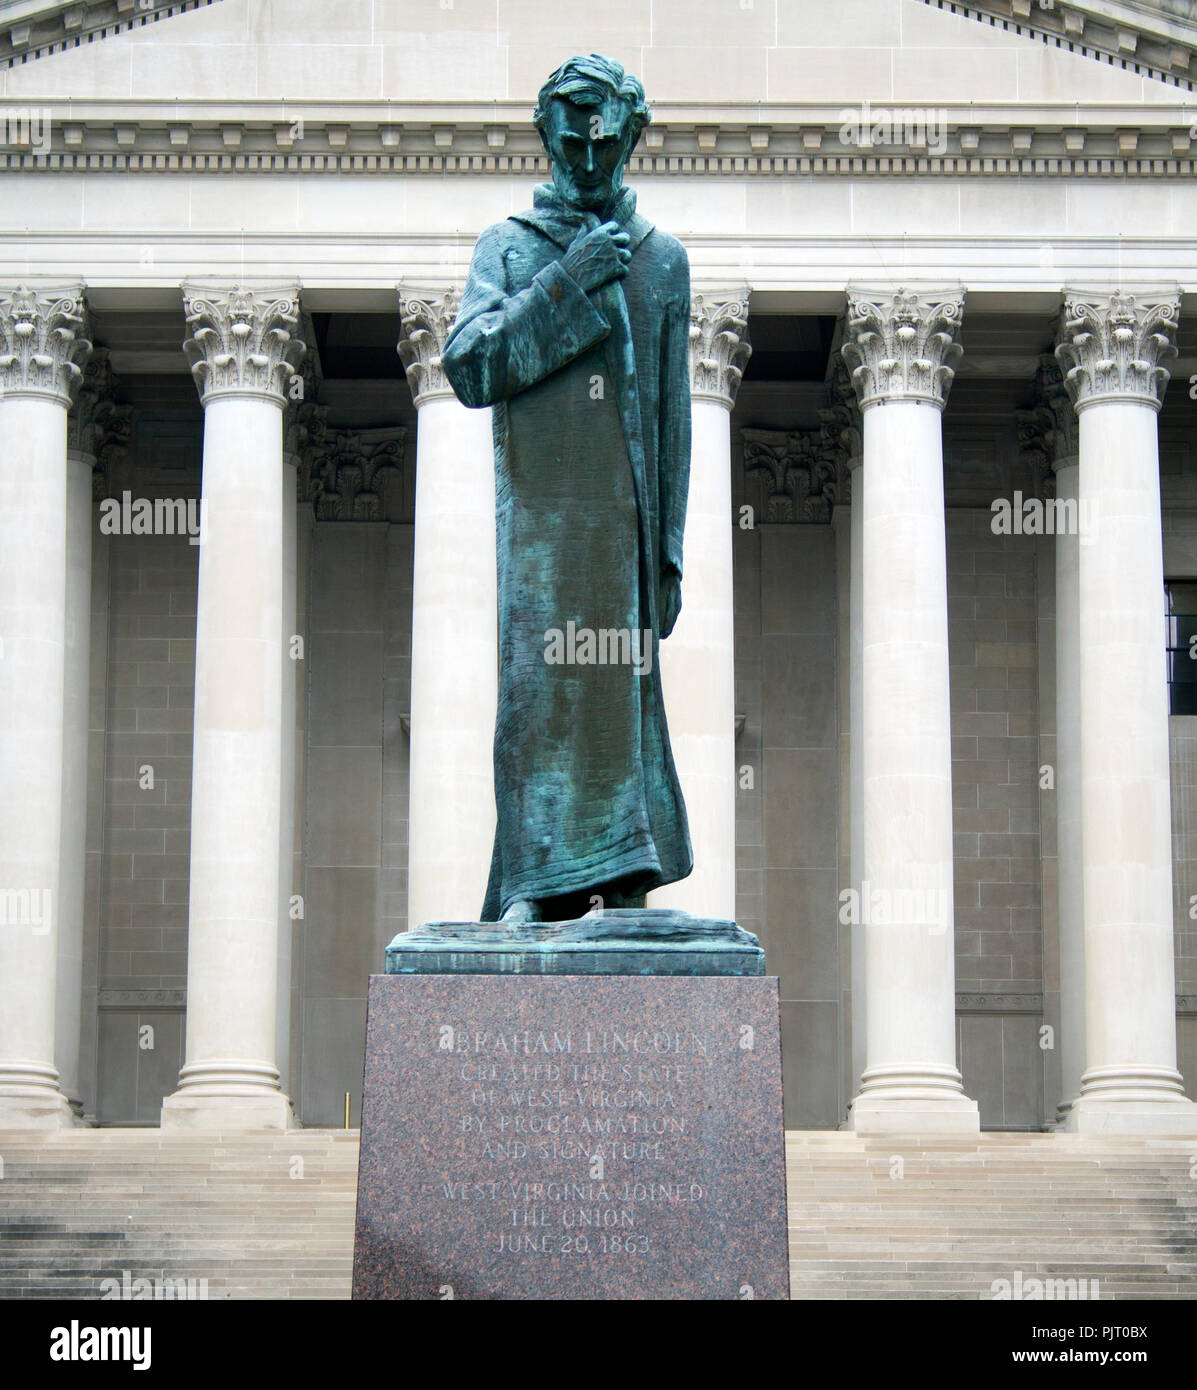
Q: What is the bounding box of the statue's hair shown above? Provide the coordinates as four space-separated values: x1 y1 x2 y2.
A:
533 54 650 145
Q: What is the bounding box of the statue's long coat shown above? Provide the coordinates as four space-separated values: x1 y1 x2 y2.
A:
442 183 693 919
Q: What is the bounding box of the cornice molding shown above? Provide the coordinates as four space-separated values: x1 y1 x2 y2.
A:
0 0 224 69
4 100 1197 180
919 0 1197 91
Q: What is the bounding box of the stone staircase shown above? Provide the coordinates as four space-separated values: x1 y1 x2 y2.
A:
0 1128 1193 1298
786 1131 1197 1299
0 1129 359 1299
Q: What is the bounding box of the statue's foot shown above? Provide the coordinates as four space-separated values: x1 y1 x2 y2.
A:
500 898 542 925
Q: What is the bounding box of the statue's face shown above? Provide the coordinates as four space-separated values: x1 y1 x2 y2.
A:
543 95 633 212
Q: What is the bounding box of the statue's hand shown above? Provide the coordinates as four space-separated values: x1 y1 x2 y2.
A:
659 566 682 639
560 221 631 294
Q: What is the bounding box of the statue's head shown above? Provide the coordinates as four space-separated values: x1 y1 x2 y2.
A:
533 55 650 213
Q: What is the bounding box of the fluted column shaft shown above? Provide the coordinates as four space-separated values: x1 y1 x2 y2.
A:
650 290 749 920
400 289 498 926
161 286 303 1130
1057 289 1197 1134
842 287 979 1133
0 286 90 1128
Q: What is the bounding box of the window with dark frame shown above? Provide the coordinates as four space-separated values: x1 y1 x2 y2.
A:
1166 582 1197 716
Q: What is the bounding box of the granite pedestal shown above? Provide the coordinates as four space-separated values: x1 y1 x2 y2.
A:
352 914 790 1300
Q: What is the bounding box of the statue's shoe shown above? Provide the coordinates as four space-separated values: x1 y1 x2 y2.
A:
498 898 542 925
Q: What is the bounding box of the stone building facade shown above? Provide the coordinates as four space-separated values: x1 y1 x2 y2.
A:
2 0 1197 1133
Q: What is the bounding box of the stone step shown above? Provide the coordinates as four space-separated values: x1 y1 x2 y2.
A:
2 1128 1195 1299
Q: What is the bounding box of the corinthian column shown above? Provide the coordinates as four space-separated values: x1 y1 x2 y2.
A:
399 288 498 925
842 286 979 1133
161 286 304 1130
0 285 91 1128
1056 289 1197 1134
650 290 750 920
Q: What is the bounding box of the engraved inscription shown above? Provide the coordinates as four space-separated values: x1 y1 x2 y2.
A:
436 1026 714 1256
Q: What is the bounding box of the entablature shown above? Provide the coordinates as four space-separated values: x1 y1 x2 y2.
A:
4 99 1197 179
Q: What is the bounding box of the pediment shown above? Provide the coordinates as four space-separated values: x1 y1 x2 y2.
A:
0 0 225 67
918 0 1197 88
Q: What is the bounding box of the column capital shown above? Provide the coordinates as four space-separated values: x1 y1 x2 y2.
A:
1054 288 1179 413
690 288 751 409
0 285 92 405
825 355 864 503
67 348 133 495
842 286 964 411
742 428 838 524
311 425 407 521
283 349 330 502
1016 354 1078 497
398 287 461 407
182 284 305 408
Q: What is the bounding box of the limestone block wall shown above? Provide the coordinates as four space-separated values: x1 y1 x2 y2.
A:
744 525 842 1128
946 508 1046 1129
93 419 201 1123
300 524 387 1128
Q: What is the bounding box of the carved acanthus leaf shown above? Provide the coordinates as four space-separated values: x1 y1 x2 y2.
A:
690 291 751 408
0 284 91 403
1015 354 1079 500
823 355 863 505
1054 289 1179 412
842 287 964 410
742 427 839 524
182 284 305 406
398 288 461 407
310 426 407 521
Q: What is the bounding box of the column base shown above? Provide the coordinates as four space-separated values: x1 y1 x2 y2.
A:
0 1065 85 1130
845 1095 981 1134
161 1060 295 1131
1060 1096 1197 1136
846 1064 980 1133
0 1090 82 1130
160 1090 295 1131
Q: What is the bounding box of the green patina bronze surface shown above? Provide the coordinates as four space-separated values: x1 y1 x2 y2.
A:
386 912 764 977
441 55 694 925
